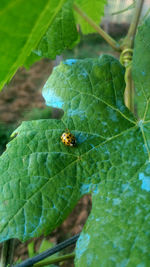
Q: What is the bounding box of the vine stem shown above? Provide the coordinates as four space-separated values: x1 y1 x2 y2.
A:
120 0 144 112
74 0 144 114
121 0 144 49
73 3 121 52
33 253 75 267
0 239 16 267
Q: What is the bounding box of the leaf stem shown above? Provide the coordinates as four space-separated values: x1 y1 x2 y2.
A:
120 0 144 113
121 0 144 49
0 239 16 267
0 241 8 267
73 3 121 52
111 1 135 16
124 65 134 112
33 253 75 267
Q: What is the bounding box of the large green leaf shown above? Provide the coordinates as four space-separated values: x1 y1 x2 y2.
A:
0 0 66 90
75 18 150 266
75 131 150 266
34 0 79 59
0 55 150 266
74 0 107 34
132 16 150 119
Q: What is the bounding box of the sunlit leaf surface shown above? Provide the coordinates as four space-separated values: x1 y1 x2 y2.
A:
74 0 107 34
0 0 66 90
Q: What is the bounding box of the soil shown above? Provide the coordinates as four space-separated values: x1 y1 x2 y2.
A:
0 59 52 124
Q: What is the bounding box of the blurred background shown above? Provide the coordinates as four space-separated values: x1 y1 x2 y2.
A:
0 0 149 265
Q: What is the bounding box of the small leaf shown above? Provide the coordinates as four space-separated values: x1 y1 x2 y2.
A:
35 0 79 59
28 241 35 258
22 107 53 121
39 239 54 253
74 0 107 34
38 239 58 264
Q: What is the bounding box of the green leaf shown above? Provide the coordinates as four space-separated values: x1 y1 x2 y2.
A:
38 239 59 265
75 132 150 266
0 122 14 155
74 0 107 34
22 107 53 121
132 16 150 119
0 55 150 266
39 239 54 253
28 241 35 258
35 0 79 59
0 0 66 91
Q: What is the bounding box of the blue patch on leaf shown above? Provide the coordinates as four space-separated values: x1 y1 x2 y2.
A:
141 71 146 76
42 85 64 108
76 233 90 259
80 184 91 194
63 59 77 65
139 172 150 192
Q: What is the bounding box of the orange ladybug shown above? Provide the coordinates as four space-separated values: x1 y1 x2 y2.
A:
61 130 76 147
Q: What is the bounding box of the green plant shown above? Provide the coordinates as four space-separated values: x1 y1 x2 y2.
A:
27 239 59 267
0 0 150 266
22 107 53 121
0 122 14 155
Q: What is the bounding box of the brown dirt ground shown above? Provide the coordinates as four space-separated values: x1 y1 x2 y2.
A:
0 59 52 123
